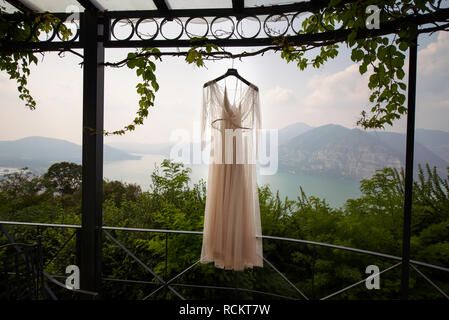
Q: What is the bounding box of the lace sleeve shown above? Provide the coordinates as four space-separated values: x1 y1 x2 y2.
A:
253 87 262 160
201 85 209 151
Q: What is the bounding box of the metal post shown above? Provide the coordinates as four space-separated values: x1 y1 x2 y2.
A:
36 233 43 300
79 10 105 296
400 29 418 300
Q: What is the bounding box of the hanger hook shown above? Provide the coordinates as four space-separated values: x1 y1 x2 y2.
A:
231 58 235 69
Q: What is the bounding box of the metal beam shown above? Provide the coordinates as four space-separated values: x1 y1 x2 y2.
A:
1 7 448 51
232 0 244 11
102 8 449 48
79 9 104 297
105 1 335 19
4 0 33 13
152 0 170 14
400 28 418 301
76 0 101 12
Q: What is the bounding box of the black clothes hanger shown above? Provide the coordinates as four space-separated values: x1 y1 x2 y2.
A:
204 68 258 91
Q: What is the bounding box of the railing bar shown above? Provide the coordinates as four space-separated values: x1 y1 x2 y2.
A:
2 220 448 273
42 280 58 300
102 225 203 235
142 260 200 300
262 235 401 261
0 224 36 286
0 243 37 249
320 262 402 300
166 260 201 285
43 231 76 269
101 277 296 299
102 229 185 300
171 283 299 300
410 260 449 273
43 271 98 297
102 277 161 285
263 256 308 300
0 221 81 229
410 264 449 299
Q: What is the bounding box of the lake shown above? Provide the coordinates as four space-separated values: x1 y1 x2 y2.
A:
104 154 362 208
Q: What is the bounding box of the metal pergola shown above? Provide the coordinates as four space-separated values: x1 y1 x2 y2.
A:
1 0 449 300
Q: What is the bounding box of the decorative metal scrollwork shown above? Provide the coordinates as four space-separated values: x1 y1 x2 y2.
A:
264 14 290 38
210 16 235 40
159 17 184 40
111 18 135 41
108 12 320 42
236 16 261 39
185 17 209 39
1 15 81 43
1 11 329 45
135 18 159 40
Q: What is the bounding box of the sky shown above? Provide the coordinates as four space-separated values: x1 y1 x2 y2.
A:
0 30 448 146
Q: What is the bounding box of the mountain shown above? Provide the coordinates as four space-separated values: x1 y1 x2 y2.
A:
368 131 449 171
107 141 172 156
415 129 449 162
279 124 449 180
278 122 313 146
0 136 140 173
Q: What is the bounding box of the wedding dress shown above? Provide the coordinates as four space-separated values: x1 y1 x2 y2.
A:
200 78 263 271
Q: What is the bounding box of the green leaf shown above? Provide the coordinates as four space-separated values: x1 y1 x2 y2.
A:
359 63 367 74
396 68 405 80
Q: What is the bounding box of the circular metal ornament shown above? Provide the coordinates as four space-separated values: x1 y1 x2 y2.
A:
263 13 289 38
291 11 319 34
135 18 159 40
34 22 57 42
210 16 235 40
56 19 80 42
236 15 261 39
111 18 135 41
160 17 184 40
185 17 209 39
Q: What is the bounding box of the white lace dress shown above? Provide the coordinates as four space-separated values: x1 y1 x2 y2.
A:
200 80 263 271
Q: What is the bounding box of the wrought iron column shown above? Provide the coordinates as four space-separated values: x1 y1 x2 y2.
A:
400 29 418 300
79 10 104 295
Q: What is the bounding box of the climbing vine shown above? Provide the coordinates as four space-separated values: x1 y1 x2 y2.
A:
1 0 448 135
0 8 72 111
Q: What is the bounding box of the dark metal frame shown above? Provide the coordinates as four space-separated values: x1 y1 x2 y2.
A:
1 221 448 300
1 0 449 299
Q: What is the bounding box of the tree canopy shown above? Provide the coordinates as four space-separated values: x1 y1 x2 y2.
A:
1 160 448 299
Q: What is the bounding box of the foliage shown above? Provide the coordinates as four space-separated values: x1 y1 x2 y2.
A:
43 162 82 195
1 2 448 133
1 160 448 300
106 48 161 135
0 9 72 110
279 0 430 128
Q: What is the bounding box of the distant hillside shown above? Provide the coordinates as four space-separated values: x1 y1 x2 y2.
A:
279 124 449 180
278 122 313 146
369 131 449 172
107 141 171 156
0 136 140 174
2 125 447 180
415 129 449 162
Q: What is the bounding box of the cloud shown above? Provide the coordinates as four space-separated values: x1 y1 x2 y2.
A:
418 31 449 76
303 64 369 109
263 85 294 105
292 31 449 131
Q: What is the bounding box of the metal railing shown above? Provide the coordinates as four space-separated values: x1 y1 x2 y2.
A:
0 220 448 300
